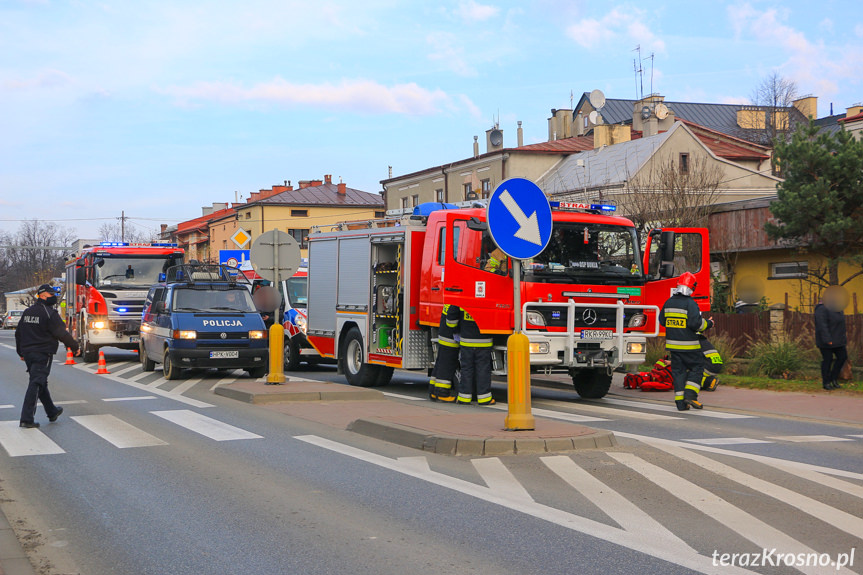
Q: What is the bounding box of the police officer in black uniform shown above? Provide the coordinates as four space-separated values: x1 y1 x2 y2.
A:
16 284 80 428
659 272 713 411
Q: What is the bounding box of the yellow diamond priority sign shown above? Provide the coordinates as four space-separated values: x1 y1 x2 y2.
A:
231 228 251 248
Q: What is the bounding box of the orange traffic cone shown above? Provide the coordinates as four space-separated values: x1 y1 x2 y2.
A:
64 348 76 365
96 350 110 374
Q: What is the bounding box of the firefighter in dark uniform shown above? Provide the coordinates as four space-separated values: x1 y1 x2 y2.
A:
659 272 713 410
429 304 459 402
449 306 495 405
16 285 80 428
699 335 723 391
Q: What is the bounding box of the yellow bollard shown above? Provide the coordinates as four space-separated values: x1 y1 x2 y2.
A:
267 323 286 384
505 332 535 430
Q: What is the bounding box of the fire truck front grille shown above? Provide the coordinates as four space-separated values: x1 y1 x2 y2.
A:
534 306 644 329
107 299 145 319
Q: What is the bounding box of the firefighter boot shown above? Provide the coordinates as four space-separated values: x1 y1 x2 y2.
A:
701 374 719 392
683 388 703 410
675 392 689 411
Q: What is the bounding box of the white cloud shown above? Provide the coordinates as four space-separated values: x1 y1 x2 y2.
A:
161 77 475 116
455 0 499 22
2 69 73 91
566 7 665 54
727 3 861 99
427 32 477 77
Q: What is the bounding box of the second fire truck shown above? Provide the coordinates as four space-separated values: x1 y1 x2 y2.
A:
303 202 710 399
65 242 185 362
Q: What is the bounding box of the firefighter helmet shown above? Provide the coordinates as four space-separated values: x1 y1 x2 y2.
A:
676 272 698 296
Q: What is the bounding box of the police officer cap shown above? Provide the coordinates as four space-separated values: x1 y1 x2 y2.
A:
36 284 54 295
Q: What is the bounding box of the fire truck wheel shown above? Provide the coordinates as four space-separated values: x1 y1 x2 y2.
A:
373 366 394 387
163 349 182 380
82 340 98 363
139 342 155 372
571 369 612 399
284 339 301 371
342 327 380 387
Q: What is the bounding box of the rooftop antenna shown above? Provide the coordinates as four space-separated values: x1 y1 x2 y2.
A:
645 52 655 98
633 45 644 100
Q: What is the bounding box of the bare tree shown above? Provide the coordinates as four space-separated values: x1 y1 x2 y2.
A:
615 154 725 236
98 221 155 244
750 72 800 146
1 220 76 293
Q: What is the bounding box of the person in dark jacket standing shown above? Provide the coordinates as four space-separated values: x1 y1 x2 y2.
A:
15 285 80 428
450 306 495 405
429 304 459 402
814 287 848 390
659 272 713 411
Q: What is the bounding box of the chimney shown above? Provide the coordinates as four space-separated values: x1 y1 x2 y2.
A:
387 166 392 179
213 202 228 212
473 135 479 157
249 191 261 202
643 116 658 137
324 174 332 184
792 96 817 119
486 127 503 152
160 224 167 233
337 182 347 195
202 206 213 216
271 184 288 195
517 121 523 147
594 125 612 148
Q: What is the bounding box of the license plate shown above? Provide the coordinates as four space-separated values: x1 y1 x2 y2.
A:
581 330 614 340
129 336 139 343
209 350 239 359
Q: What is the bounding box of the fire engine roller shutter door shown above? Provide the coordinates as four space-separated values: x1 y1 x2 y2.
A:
307 238 338 333
337 237 371 308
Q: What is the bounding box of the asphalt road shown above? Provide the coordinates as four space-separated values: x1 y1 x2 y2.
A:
0 332 860 575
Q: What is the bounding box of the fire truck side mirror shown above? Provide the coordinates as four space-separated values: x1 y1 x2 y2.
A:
75 268 86 286
658 231 676 278
466 217 487 231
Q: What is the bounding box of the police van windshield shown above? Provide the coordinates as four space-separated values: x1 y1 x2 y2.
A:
523 223 643 285
172 288 257 313
93 256 173 289
286 277 308 308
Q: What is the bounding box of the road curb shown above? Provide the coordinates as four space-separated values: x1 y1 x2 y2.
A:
214 382 384 404
0 507 36 575
347 417 617 456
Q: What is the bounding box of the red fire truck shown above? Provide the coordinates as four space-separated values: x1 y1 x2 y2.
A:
304 203 709 398
65 242 185 362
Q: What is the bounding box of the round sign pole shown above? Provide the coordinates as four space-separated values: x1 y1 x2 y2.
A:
505 258 535 431
485 177 549 432
267 228 286 384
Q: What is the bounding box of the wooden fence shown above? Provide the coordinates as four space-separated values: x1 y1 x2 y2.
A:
710 312 771 357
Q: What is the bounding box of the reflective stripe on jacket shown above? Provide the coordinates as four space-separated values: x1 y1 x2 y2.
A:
659 293 711 352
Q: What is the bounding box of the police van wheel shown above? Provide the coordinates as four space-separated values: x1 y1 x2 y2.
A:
246 367 267 379
572 369 612 399
163 349 182 380
140 342 155 372
284 339 302 371
342 327 380 387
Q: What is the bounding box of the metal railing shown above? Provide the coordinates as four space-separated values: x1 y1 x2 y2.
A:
522 299 660 367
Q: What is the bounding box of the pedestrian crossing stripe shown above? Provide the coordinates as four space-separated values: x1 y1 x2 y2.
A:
0 421 65 456
151 410 262 441
683 437 773 446
71 414 167 448
767 435 854 443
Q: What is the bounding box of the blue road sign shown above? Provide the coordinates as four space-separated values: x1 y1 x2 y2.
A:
487 178 552 260
219 249 250 269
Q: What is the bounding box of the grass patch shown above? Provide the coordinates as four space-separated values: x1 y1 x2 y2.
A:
715 374 863 396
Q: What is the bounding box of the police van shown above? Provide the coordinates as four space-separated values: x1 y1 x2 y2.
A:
139 264 268 379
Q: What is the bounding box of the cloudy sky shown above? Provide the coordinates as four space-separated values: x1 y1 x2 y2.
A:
2 0 861 239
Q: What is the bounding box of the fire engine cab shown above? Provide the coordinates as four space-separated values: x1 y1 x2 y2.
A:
304 203 709 398
65 242 185 362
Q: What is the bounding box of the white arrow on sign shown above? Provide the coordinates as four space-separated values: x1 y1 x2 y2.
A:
499 189 542 245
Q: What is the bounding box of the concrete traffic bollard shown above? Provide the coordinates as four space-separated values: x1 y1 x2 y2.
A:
505 332 535 430
267 323 286 384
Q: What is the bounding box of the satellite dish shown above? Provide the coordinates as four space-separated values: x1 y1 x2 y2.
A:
490 129 503 147
588 89 606 110
641 106 652 120
655 103 668 120
588 111 599 125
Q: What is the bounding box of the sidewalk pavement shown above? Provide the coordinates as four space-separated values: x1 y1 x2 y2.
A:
0 509 34 575
530 372 863 426
216 379 616 456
